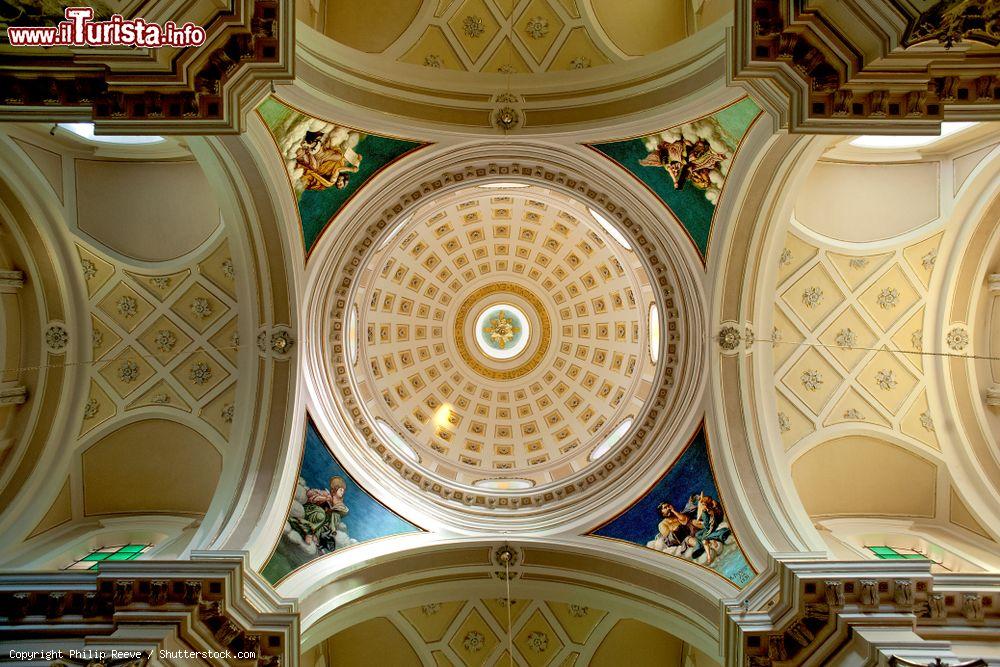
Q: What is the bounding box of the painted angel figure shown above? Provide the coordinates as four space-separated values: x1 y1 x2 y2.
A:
294 129 362 191
639 136 726 191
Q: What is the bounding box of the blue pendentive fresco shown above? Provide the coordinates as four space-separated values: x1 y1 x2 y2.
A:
587 97 762 262
261 419 420 584
590 426 755 587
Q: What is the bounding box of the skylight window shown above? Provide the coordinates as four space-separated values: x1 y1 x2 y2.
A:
477 182 529 189
849 122 977 149
589 417 633 461
473 478 534 490
58 123 165 145
648 304 660 363
589 207 632 250
375 419 420 463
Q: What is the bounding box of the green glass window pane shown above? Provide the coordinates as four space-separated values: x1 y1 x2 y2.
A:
83 552 110 561
105 551 136 561
89 562 101 570
902 553 928 559
125 552 143 560
118 545 145 553
869 546 897 556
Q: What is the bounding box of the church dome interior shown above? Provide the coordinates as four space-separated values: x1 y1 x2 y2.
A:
1 1 1000 665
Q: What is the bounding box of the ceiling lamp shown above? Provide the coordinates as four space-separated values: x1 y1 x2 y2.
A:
849 122 977 149
58 123 165 145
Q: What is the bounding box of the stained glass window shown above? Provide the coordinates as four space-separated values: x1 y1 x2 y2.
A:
64 544 151 570
867 546 929 560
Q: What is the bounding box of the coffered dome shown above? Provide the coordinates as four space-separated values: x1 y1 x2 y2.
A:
347 185 657 487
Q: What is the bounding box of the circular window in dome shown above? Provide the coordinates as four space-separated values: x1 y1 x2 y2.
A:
340 185 663 490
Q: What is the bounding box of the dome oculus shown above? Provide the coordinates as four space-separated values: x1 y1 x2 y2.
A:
476 304 530 359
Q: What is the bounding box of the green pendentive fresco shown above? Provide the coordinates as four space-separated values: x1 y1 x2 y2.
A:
588 97 762 261
257 97 427 255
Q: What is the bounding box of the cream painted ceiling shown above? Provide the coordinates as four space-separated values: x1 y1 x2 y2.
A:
349 187 656 487
303 0 729 73
310 596 719 666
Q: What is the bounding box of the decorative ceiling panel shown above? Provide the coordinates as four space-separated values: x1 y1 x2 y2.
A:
772 230 944 452
350 189 656 486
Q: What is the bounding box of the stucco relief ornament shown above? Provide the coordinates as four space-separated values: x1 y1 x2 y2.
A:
221 258 234 280
920 411 934 432
946 326 969 351
221 404 234 423
190 362 212 385
484 311 518 348
421 603 440 616
569 56 591 69
117 295 138 318
876 287 900 309
494 106 519 131
81 259 97 280
463 15 485 37
191 297 213 319
150 394 170 404
849 257 869 269
921 249 937 270
497 64 516 74
525 16 549 39
834 328 856 349
83 398 99 419
92 330 103 348
45 324 68 351
717 325 742 351
911 329 923 350
230 331 240 348
270 330 295 354
154 329 176 352
843 408 863 420
569 604 589 617
118 360 139 383
772 327 782 345
800 369 823 391
423 54 444 68
779 248 792 267
875 369 897 391
527 632 549 653
150 276 171 290
777 411 791 433
801 286 823 308
463 631 485 652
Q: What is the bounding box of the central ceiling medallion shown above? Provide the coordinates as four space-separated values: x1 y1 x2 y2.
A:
478 304 526 356
455 283 550 380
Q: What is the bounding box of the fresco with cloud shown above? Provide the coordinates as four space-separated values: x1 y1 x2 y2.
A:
261 419 420 584
257 97 427 254
587 97 762 261
589 426 755 587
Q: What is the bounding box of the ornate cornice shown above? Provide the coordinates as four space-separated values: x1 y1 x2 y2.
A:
0 553 298 666
730 0 1000 133
0 0 293 134
724 558 1000 666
